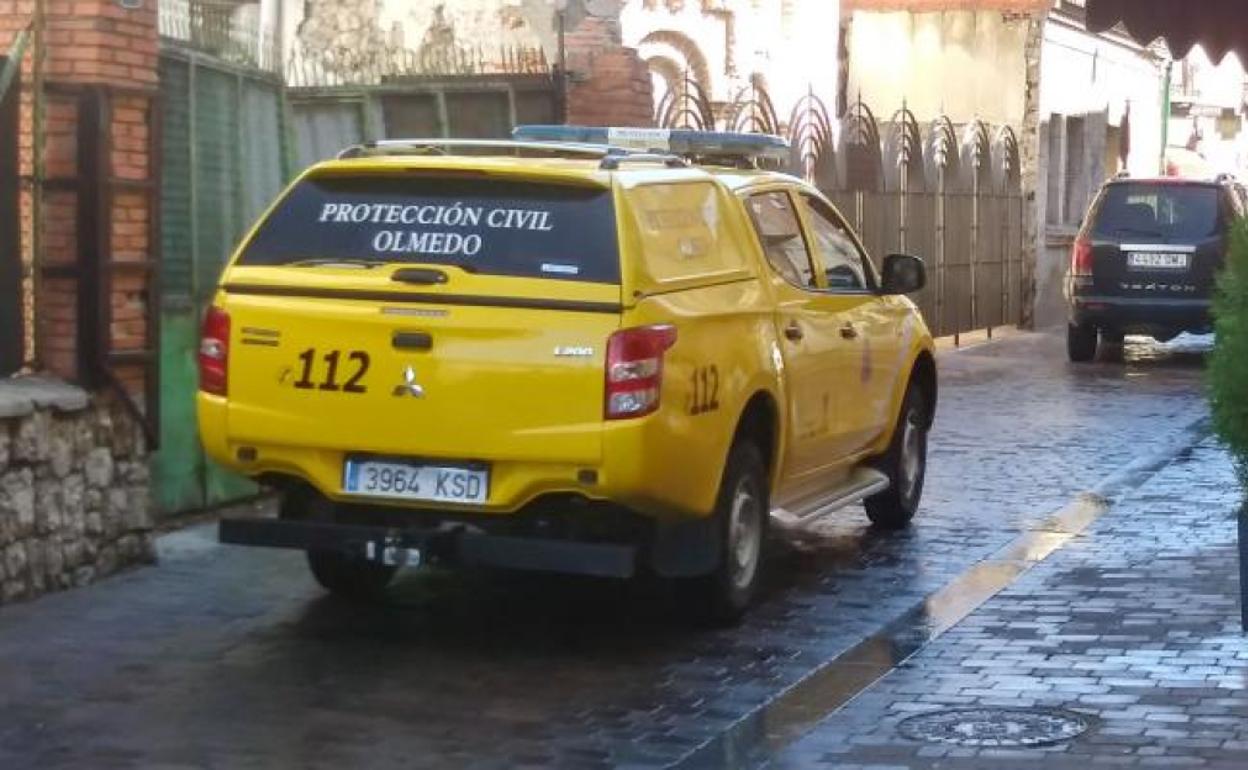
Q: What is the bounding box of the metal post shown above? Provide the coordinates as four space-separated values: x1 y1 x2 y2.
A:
1001 195 1010 331
1160 59 1173 175
970 166 980 333
555 7 568 124
936 166 946 335
1239 504 1248 632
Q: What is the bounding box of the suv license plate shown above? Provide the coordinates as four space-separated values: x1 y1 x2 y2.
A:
343 459 488 505
1128 252 1189 270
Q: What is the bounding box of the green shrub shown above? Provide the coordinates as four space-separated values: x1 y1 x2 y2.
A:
1211 218 1248 482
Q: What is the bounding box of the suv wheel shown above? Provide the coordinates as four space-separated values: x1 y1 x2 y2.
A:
1067 323 1099 363
1100 329 1126 362
865 383 929 530
681 442 768 625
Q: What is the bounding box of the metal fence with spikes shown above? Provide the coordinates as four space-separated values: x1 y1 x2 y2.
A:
782 92 1024 340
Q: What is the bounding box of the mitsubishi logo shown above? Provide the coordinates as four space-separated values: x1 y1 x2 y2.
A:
392 366 425 398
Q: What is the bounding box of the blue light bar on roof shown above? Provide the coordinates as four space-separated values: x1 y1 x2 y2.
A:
512 125 790 160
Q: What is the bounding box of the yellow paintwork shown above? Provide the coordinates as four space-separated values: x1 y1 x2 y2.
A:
198 152 934 521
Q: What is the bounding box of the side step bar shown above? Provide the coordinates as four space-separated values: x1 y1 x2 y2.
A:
770 468 890 529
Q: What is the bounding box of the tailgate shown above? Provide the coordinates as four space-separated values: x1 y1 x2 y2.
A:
224 288 619 464
1089 182 1227 298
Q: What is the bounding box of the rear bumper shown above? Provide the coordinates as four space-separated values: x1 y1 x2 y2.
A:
220 517 638 579
1069 295 1212 334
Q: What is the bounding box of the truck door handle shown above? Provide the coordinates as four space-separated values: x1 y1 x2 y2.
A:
784 322 804 341
840 323 859 340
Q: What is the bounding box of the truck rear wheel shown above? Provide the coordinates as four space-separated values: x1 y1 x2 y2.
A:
282 487 397 601
307 550 396 601
680 442 768 625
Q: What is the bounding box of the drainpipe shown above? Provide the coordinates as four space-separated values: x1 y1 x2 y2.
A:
1160 58 1173 175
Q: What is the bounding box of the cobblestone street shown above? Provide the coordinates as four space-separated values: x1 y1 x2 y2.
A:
769 438 1247 770
0 330 1222 769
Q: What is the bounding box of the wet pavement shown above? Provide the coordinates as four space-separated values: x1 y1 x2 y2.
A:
768 437 1248 770
0 331 1215 769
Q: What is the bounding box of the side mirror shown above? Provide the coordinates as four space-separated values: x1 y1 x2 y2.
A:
881 253 926 295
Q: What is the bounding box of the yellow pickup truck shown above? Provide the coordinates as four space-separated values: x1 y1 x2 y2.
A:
199 127 936 623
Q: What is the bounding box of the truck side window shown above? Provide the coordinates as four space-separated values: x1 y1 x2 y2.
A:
801 194 870 291
744 191 817 289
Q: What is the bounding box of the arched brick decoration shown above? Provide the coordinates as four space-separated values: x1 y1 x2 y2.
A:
637 29 712 96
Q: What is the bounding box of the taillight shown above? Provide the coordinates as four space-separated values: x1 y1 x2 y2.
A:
198 306 230 396
1071 238 1094 277
605 324 677 420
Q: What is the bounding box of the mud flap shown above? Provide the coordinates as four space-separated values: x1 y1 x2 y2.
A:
649 516 720 578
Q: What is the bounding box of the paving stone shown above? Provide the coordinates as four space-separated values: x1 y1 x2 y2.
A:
768 418 1248 768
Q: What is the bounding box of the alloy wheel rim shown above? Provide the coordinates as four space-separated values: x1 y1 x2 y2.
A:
899 407 925 501
728 478 762 592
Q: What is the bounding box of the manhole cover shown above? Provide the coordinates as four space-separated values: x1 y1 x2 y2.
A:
897 707 1091 747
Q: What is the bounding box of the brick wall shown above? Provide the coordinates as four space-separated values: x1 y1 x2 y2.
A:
0 0 157 393
564 15 654 127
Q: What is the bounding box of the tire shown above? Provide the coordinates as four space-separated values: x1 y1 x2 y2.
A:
307 550 396 601
865 384 930 530
680 442 769 626
1100 329 1125 362
282 487 397 601
1067 323 1099 363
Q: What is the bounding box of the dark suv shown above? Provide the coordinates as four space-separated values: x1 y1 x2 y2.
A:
1066 176 1245 362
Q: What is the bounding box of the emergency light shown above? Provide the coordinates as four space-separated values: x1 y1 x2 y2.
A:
512 125 790 163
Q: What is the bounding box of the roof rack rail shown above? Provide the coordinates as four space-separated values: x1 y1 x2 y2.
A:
336 138 617 160
599 153 689 171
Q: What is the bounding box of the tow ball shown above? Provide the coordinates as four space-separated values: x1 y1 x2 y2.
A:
365 537 423 568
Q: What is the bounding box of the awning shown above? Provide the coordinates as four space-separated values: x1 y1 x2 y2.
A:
1086 0 1248 62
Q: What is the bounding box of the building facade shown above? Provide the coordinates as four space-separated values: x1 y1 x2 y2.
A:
1033 0 1167 328
245 0 842 131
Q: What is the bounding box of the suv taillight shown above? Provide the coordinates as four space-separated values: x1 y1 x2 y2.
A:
198 306 230 396
605 325 677 420
1071 238 1094 277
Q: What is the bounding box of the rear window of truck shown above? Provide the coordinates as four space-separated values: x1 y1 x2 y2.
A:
1092 183 1221 241
238 174 620 283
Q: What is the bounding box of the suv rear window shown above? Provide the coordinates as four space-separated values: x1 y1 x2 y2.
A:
1091 183 1221 241
238 174 620 283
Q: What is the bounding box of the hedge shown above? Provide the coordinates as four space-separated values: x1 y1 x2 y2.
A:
1211 218 1248 483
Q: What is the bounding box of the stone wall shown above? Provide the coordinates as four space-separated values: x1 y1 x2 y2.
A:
0 377 153 605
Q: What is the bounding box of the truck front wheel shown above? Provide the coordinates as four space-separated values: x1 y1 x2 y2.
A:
865 383 929 530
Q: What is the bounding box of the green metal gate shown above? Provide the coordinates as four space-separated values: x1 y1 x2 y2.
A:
153 49 292 514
